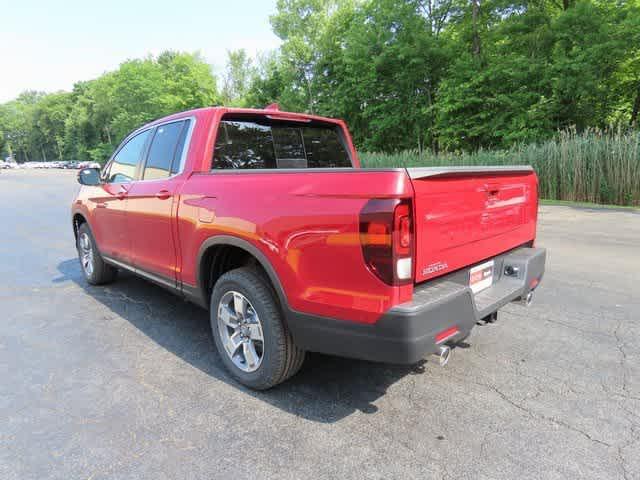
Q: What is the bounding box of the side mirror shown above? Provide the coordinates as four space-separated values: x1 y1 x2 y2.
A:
77 167 101 186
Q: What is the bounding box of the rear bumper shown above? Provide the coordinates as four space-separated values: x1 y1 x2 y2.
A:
287 247 546 364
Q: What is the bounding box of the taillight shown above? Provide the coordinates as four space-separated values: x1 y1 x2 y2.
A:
360 199 413 285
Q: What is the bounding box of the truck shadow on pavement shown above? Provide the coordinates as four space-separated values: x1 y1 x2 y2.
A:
56 258 431 423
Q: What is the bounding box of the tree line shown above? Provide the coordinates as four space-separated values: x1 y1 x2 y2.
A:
1 0 639 163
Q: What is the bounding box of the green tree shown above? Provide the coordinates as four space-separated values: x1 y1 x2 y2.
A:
65 51 219 162
221 49 255 106
328 0 451 151
2 3 640 159
33 92 74 161
245 52 291 108
270 0 355 112
0 92 44 162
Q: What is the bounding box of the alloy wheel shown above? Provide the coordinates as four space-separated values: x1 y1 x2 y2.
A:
79 232 94 277
217 291 264 372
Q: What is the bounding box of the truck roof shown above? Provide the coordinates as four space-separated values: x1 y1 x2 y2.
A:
141 106 345 131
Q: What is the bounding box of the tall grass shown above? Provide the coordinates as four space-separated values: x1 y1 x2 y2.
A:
361 129 640 207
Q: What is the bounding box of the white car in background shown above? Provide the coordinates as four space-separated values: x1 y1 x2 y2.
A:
1 160 18 169
78 161 101 169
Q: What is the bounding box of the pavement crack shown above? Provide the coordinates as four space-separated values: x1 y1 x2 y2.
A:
618 445 631 480
616 424 638 480
478 431 491 458
612 316 631 399
502 309 614 339
466 378 612 448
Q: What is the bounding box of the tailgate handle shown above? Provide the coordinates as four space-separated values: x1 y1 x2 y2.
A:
484 184 500 196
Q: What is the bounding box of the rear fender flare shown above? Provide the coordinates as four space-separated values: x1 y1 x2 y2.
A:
195 235 289 313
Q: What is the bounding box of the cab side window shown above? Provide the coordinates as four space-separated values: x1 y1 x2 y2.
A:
142 120 187 180
105 130 151 183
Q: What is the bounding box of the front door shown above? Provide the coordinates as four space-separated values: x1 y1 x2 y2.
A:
93 129 151 263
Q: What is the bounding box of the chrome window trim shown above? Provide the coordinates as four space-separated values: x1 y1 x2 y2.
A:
176 116 196 174
134 116 197 183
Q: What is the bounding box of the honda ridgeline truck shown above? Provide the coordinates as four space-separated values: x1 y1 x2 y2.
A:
72 106 546 389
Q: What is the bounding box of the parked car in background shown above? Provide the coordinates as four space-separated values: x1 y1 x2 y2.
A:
3 156 17 168
71 105 546 389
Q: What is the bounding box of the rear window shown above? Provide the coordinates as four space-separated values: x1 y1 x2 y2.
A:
212 116 351 170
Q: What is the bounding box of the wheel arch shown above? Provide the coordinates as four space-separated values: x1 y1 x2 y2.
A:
194 235 289 314
72 211 88 240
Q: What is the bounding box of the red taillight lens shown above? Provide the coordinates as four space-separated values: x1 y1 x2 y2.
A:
360 199 413 285
394 203 412 253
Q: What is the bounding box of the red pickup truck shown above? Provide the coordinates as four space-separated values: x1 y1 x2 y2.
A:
72 105 546 389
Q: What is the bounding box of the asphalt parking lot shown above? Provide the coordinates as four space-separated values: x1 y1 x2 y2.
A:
1 169 639 479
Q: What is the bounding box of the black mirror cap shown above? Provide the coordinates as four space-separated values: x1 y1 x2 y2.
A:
77 168 101 186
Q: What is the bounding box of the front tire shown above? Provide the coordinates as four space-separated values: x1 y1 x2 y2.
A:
76 223 117 285
210 267 305 390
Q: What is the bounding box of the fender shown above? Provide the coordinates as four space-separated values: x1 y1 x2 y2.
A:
71 208 90 239
189 235 290 312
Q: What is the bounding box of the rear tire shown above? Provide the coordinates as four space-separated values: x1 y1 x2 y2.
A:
210 267 305 390
76 223 117 285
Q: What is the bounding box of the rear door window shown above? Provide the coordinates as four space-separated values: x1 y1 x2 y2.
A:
142 120 188 180
212 117 351 170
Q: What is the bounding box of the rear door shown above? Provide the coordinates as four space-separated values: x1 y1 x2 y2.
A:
126 119 191 283
409 167 538 284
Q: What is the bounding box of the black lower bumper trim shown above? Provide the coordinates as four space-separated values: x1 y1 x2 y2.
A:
286 247 546 364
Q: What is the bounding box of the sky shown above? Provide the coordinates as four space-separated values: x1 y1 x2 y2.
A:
0 0 282 102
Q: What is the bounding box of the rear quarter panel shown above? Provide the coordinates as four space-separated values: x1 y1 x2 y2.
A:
178 170 413 324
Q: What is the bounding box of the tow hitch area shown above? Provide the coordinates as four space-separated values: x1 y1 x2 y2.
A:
480 311 498 323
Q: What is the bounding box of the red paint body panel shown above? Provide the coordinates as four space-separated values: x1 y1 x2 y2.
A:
86 182 131 262
177 170 414 323
126 177 180 281
72 106 539 328
411 172 538 283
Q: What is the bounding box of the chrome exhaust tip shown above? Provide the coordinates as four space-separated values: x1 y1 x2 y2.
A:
521 291 534 307
433 345 452 367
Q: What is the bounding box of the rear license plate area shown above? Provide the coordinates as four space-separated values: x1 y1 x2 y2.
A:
469 260 494 294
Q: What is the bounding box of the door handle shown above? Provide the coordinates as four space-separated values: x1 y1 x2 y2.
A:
155 190 171 200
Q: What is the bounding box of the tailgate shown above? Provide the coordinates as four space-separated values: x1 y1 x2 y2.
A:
408 166 538 284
